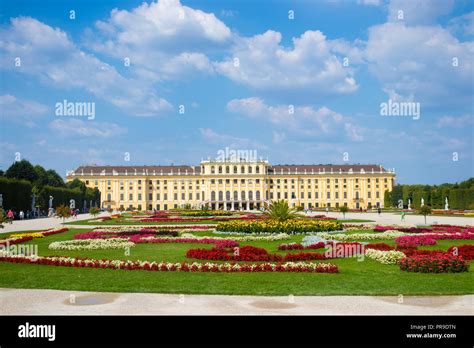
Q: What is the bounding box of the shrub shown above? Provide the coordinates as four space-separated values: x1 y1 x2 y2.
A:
265 200 298 222
399 254 469 273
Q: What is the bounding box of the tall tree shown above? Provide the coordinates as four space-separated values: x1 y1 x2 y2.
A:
5 160 38 182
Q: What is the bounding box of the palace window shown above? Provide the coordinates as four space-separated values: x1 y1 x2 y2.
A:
233 166 238 174
138 193 142 201
218 166 223 174
211 166 215 174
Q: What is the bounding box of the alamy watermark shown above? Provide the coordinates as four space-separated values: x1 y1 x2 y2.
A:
0 242 38 259
216 147 258 162
55 99 95 120
380 99 420 120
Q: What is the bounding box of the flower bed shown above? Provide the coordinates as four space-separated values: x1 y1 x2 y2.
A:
278 242 326 251
399 254 469 273
395 235 437 248
317 231 414 241
365 243 394 251
129 236 239 248
365 249 405 265
74 229 178 240
395 232 474 248
448 245 474 260
0 228 69 247
49 238 135 251
187 245 283 262
0 253 339 273
217 219 342 234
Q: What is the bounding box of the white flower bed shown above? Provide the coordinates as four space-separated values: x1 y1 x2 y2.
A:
315 231 416 241
365 249 406 265
49 238 135 251
180 233 291 241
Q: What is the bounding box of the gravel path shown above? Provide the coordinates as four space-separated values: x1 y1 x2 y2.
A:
0 288 472 315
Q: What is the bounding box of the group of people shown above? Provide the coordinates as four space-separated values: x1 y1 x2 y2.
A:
3 207 81 222
5 209 38 222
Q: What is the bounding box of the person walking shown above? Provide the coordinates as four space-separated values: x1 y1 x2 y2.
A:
377 207 381 216
19 211 24 220
7 209 14 223
401 211 406 221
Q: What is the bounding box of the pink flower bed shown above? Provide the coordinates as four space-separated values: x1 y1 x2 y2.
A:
129 236 239 248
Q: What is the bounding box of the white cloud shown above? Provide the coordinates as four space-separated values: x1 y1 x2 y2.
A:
215 30 359 94
86 0 231 80
272 131 286 144
387 0 455 25
227 97 343 133
198 127 267 149
50 119 127 138
437 115 473 128
0 17 172 116
0 94 49 127
365 22 474 105
448 12 474 37
357 0 382 6
227 97 363 141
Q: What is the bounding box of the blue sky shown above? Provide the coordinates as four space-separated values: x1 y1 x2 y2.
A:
0 0 472 184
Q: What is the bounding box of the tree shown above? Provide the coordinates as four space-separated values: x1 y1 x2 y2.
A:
5 160 38 182
55 204 71 223
339 205 349 219
265 200 298 222
34 165 65 190
66 178 86 194
89 207 100 217
0 209 8 228
418 205 432 225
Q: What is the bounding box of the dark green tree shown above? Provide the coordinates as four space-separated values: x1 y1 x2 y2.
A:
5 160 38 182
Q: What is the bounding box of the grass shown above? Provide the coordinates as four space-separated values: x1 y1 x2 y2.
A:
0 228 473 296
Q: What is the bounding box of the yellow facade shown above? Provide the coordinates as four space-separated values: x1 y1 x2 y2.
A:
66 160 395 211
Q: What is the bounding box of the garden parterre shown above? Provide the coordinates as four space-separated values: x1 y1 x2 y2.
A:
0 220 473 295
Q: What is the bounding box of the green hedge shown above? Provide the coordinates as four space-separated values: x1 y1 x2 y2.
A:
38 186 98 209
0 177 32 211
449 189 474 210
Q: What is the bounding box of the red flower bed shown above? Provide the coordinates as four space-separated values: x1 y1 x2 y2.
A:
278 242 326 250
284 252 327 261
0 236 33 247
187 245 283 262
0 254 339 273
365 243 393 251
403 249 448 257
42 228 69 236
399 254 469 273
448 245 474 260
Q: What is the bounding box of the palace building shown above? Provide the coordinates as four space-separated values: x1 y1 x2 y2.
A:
66 159 396 211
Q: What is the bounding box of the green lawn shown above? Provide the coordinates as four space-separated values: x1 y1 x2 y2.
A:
0 228 473 295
